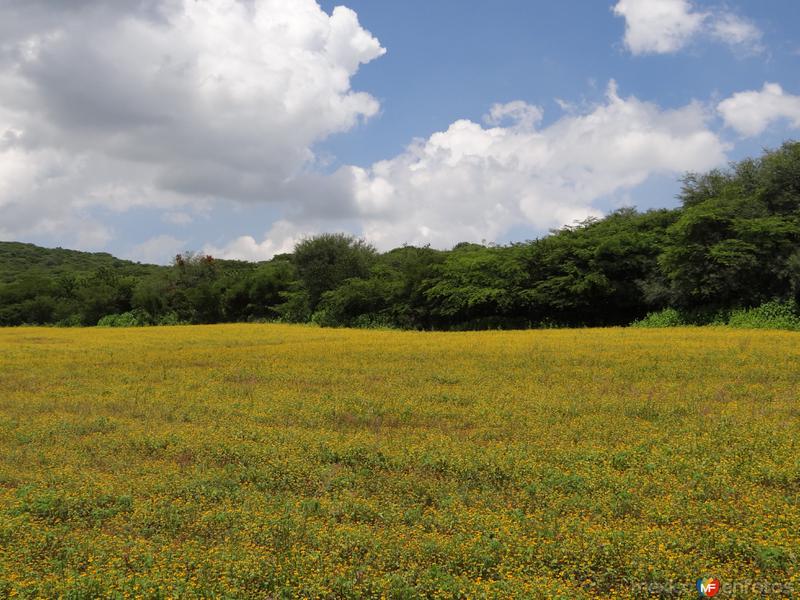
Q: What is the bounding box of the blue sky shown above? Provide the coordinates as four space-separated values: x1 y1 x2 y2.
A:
0 0 798 262
318 0 799 164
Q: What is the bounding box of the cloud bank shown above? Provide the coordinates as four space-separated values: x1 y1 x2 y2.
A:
0 0 385 247
1 1 794 264
209 82 728 259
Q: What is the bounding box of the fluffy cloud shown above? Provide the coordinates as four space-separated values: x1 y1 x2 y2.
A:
347 82 727 249
613 0 762 55
613 0 706 55
214 82 728 258
718 83 800 137
0 1 768 262
203 220 306 261
0 0 384 246
128 234 187 264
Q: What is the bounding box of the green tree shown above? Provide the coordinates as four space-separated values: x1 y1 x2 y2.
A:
661 142 800 310
222 259 295 321
521 208 675 326
424 243 529 329
292 234 377 314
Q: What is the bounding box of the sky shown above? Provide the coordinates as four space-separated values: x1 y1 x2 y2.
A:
0 0 798 264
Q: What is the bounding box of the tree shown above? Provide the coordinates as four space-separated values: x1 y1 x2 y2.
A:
661 142 800 310
77 267 135 325
292 234 377 313
221 259 295 321
170 253 223 323
521 209 675 326
424 244 529 329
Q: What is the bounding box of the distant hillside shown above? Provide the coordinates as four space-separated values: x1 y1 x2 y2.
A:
0 241 272 326
0 241 166 284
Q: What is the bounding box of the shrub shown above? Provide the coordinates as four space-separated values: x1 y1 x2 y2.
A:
351 313 396 330
727 300 800 331
155 312 185 326
310 308 338 328
55 314 83 328
630 308 686 328
97 309 151 328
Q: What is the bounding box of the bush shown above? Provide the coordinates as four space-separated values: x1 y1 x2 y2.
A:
630 308 686 328
727 300 800 331
351 313 397 330
310 308 338 328
156 312 185 326
55 314 83 328
275 290 311 323
632 301 800 331
97 309 151 328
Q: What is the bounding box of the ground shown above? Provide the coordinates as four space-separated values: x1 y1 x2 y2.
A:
0 325 798 598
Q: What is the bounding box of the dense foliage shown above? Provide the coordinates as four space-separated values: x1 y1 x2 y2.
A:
1 142 799 329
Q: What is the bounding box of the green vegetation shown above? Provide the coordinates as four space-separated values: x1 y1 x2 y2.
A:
0 241 163 284
727 299 800 331
1 141 799 330
631 308 688 328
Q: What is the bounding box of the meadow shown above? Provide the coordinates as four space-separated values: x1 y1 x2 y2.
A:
0 325 798 599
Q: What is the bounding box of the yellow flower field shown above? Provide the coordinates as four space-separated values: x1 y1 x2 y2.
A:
0 325 798 599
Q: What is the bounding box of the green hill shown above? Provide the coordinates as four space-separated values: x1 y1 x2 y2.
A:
0 241 273 326
0 241 165 285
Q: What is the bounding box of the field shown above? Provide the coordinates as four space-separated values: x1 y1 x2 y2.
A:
0 325 798 599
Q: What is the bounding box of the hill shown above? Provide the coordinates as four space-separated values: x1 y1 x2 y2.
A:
0 241 165 284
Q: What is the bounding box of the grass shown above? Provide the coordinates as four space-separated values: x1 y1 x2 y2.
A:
0 324 798 598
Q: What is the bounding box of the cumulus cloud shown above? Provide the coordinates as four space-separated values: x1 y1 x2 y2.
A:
613 0 762 55
203 220 305 261
613 0 707 55
0 0 384 247
212 82 728 258
718 83 800 137
347 82 727 249
0 1 762 262
128 234 187 264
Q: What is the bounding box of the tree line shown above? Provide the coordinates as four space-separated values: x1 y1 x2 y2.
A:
1 142 799 329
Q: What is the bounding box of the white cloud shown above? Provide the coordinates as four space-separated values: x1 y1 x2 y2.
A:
0 0 384 248
348 82 727 249
709 12 763 53
613 0 707 55
217 82 728 255
203 220 305 261
718 83 800 137
0 1 761 260
484 101 544 130
612 0 762 55
128 234 187 264
0 129 113 247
